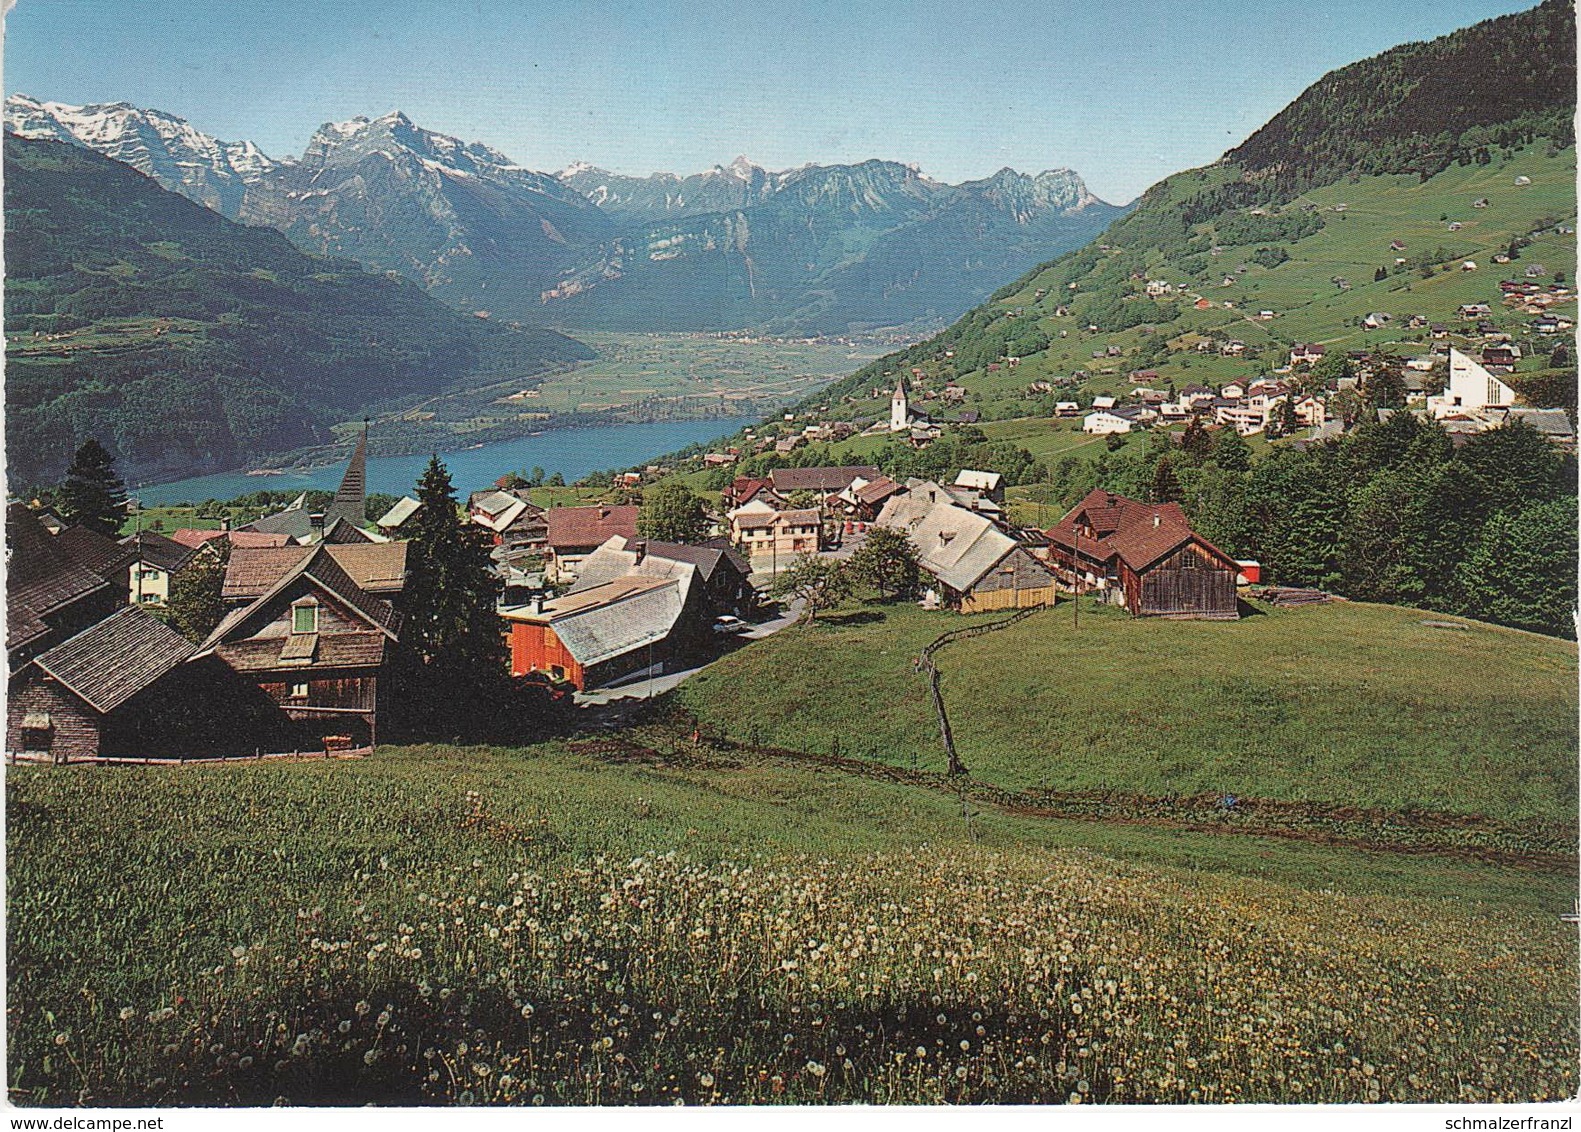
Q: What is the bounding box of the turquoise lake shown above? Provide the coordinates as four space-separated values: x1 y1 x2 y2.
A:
132 418 742 505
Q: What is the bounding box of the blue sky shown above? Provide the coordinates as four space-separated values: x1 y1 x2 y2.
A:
3 0 1542 202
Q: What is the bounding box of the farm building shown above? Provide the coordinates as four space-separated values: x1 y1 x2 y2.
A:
1046 490 1240 620
6 606 195 762
876 492 1056 614
500 572 702 690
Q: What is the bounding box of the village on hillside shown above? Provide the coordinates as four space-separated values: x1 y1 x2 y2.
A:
10 389 1291 763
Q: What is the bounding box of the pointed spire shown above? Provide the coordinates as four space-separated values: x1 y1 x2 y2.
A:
326 422 368 531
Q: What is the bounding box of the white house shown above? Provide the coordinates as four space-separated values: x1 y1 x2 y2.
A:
1427 349 1517 419
1083 409 1135 435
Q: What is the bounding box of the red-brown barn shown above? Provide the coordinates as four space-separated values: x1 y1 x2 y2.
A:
1046 490 1240 619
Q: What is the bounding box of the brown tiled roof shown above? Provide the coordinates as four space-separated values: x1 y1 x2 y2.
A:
121 529 197 573
32 606 195 714
169 528 292 550
56 525 138 582
545 505 639 552
855 476 905 506
222 546 313 601
769 466 881 493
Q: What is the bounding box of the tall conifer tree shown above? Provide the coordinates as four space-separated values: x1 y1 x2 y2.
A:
403 456 505 674
58 438 128 537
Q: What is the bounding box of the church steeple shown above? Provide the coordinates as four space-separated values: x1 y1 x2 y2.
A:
326 421 368 530
890 373 911 432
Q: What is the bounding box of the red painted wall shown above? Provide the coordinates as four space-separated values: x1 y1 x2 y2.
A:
508 623 585 688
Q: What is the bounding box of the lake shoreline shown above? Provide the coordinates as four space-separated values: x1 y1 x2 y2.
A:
132 417 749 506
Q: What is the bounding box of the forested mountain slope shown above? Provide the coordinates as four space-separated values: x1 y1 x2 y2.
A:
4 135 590 488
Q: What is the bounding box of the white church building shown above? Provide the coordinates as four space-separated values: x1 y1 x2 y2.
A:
1426 349 1516 419
890 375 913 431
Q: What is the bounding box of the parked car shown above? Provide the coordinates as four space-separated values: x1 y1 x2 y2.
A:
516 670 575 703
712 615 749 635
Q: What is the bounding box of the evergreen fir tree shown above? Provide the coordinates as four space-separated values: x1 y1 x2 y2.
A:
1150 456 1183 505
1179 416 1214 463
58 438 128 537
403 455 505 673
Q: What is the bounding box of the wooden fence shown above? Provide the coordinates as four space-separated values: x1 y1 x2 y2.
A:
915 604 1045 774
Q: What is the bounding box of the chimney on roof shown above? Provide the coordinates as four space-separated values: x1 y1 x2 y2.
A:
598 507 609 519
310 512 325 533
220 517 231 532
529 596 543 615
1105 492 1116 507
1153 513 1161 529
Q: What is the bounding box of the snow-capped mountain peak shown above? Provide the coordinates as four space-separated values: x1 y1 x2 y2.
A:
4 93 278 216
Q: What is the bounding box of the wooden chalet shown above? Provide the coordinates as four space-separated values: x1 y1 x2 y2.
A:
198 543 403 747
1046 490 1239 619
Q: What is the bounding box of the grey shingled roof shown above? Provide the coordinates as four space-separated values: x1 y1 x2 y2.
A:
33 606 195 714
905 502 1022 594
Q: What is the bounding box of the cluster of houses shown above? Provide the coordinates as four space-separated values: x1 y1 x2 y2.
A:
1078 376 1326 438
1069 343 1572 449
718 459 1254 621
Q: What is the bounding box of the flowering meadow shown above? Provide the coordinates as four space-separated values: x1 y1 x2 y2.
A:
7 746 1575 1106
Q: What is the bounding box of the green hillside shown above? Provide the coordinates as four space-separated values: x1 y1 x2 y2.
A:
7 735 1575 1105
3 135 592 489
678 600 1578 829
809 1 1575 418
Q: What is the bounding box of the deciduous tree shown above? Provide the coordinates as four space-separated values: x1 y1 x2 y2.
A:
637 481 708 543
768 555 852 624
847 525 920 601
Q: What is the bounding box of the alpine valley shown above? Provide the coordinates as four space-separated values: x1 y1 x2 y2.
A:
5 95 1126 335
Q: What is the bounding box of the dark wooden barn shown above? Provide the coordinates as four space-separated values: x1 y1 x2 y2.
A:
1046 490 1240 620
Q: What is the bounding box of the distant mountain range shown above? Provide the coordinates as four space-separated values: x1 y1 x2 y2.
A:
3 134 590 489
5 96 1125 334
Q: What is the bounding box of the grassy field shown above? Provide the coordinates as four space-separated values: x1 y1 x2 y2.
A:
7 737 1576 1105
677 600 1578 825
